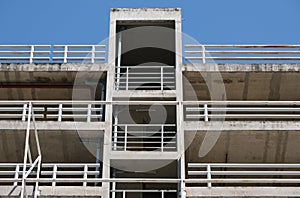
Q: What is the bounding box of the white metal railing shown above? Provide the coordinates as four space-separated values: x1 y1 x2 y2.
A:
112 124 177 151
187 163 300 187
184 101 300 121
0 45 50 63
115 66 175 90
53 45 106 63
111 189 177 197
0 45 106 63
0 163 101 187
184 44 300 64
0 101 104 122
21 102 42 198
2 44 300 64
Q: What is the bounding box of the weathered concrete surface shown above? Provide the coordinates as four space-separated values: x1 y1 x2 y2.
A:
0 186 102 197
186 130 300 163
0 63 108 71
184 121 300 131
0 130 101 162
184 71 300 100
0 121 106 130
186 187 300 197
183 63 300 72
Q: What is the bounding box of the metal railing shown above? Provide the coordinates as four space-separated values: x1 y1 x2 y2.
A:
111 189 177 197
0 163 101 187
53 45 106 63
0 101 104 122
184 101 300 121
0 45 50 63
112 124 177 151
187 163 300 187
115 66 176 90
0 45 106 63
184 44 300 64
2 44 300 64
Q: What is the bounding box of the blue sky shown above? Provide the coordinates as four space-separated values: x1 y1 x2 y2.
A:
0 0 299 44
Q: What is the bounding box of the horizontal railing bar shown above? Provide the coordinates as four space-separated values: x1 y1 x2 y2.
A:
115 66 174 68
185 50 300 54
185 44 300 48
113 124 176 126
186 57 300 60
53 51 105 54
188 163 300 168
0 57 50 60
0 45 51 48
0 51 50 54
53 45 105 48
186 107 300 111
188 171 300 176
53 57 105 60
111 190 177 192
0 163 100 167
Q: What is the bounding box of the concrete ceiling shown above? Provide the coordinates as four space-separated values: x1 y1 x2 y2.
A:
184 72 300 101
186 130 299 163
0 130 100 163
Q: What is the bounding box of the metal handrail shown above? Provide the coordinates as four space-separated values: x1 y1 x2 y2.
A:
184 44 300 64
187 163 300 187
0 163 101 187
115 65 175 90
0 101 104 122
184 101 300 121
112 124 177 151
0 45 106 63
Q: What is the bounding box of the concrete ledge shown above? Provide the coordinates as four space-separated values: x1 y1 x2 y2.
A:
0 121 106 130
0 63 108 72
113 90 176 98
183 63 300 72
184 121 300 131
110 151 179 159
0 186 102 197
186 187 300 197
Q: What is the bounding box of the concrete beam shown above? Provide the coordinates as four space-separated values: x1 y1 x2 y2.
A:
0 63 108 72
186 187 300 197
184 121 300 131
0 121 106 130
183 63 300 72
113 90 176 98
110 151 179 160
0 186 102 197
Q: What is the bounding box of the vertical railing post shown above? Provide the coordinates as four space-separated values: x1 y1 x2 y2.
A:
161 125 164 152
87 104 92 122
58 104 63 122
207 164 212 188
14 164 19 186
201 45 206 64
204 104 208 122
91 45 95 64
22 103 27 122
30 45 34 64
63 45 68 63
113 116 118 151
122 190 126 198
83 164 88 187
126 67 129 90
21 101 32 198
161 190 164 198
116 33 122 91
52 165 57 187
124 125 128 151
161 67 164 90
